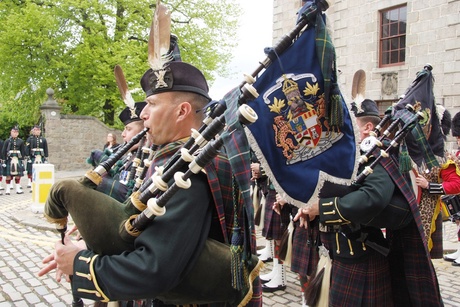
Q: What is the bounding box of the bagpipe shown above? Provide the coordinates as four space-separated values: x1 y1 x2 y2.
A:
45 105 260 306
353 102 424 184
43 0 331 305
330 65 439 233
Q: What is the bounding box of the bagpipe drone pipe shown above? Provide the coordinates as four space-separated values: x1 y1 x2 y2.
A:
43 0 333 305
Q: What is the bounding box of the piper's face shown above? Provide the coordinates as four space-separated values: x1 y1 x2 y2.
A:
122 121 144 145
141 92 183 146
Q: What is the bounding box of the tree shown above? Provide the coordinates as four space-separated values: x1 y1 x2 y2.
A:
0 0 239 137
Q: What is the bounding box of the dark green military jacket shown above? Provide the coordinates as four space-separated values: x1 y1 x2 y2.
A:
319 161 413 260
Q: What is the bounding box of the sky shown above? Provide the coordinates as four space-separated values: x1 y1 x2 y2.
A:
208 0 274 99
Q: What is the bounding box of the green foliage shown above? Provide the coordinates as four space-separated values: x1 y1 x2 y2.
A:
0 0 239 137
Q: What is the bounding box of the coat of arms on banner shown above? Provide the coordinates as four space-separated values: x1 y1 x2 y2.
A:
267 73 343 164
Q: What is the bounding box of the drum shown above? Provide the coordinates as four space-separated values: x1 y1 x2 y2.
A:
441 195 460 220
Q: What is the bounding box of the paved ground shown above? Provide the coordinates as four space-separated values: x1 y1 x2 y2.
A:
1 169 460 306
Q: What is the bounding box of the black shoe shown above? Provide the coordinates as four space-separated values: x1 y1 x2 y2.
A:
444 256 456 262
258 256 273 263
259 277 271 284
262 284 286 293
16 191 24 194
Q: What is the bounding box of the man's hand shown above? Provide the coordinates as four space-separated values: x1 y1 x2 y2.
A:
293 202 319 229
415 174 429 189
38 234 86 281
250 163 261 181
273 193 288 215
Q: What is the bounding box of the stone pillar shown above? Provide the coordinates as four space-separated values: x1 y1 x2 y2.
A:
39 88 62 168
39 88 62 121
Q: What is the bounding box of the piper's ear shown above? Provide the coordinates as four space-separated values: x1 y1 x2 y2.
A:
364 121 374 134
176 101 193 120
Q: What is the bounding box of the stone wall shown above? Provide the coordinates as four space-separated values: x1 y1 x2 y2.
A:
40 89 122 171
45 115 121 171
272 0 303 44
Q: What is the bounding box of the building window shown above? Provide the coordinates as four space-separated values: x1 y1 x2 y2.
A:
380 5 407 67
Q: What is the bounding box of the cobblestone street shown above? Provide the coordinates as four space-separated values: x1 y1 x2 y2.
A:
1 171 460 306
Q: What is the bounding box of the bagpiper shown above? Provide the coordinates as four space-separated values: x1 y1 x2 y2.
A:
25 125 49 189
86 101 147 202
1 125 26 195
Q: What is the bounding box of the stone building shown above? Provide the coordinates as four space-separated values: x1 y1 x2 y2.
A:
273 0 460 148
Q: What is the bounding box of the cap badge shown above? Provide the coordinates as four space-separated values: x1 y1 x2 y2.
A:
155 69 168 89
129 108 138 119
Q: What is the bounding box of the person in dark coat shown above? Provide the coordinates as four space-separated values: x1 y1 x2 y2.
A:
1 126 26 195
103 133 121 154
38 61 263 307
25 125 49 189
295 99 443 306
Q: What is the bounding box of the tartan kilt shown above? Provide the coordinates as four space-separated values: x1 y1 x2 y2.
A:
290 218 319 277
387 220 444 306
261 189 290 240
329 253 393 307
3 158 24 176
320 232 393 307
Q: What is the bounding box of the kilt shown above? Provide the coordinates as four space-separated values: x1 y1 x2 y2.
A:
320 231 393 307
3 157 24 177
261 188 290 240
329 252 393 307
290 218 319 277
387 220 444 306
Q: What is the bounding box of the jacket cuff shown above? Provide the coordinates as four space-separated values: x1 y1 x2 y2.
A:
427 182 445 194
72 250 110 302
319 197 350 225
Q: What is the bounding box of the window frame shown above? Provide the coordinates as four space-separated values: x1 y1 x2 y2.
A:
379 4 407 68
